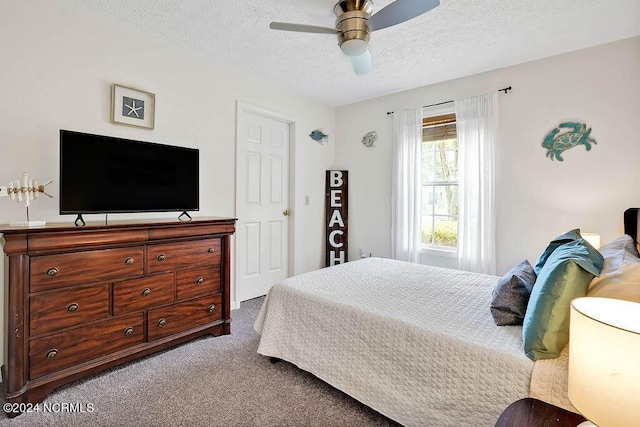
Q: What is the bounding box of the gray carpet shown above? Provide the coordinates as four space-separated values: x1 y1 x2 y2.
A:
0 297 400 426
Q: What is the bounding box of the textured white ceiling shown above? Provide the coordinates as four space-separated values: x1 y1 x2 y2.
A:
56 0 640 107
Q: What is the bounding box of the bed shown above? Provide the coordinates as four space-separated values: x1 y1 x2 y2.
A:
254 209 640 426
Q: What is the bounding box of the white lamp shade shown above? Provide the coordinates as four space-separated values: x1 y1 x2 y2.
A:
582 233 601 249
568 297 640 426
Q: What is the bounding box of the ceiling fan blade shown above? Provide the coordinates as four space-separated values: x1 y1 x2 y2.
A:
367 0 440 31
269 22 339 34
351 50 372 75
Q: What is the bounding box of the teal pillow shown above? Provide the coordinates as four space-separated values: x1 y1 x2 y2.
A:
523 239 604 361
533 229 582 275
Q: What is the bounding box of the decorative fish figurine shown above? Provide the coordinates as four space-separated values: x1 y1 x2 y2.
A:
309 129 329 144
362 131 377 148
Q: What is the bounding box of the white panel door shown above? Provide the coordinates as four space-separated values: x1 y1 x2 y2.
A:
236 105 290 302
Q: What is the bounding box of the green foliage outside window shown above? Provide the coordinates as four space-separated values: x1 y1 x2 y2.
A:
421 219 458 247
422 127 458 249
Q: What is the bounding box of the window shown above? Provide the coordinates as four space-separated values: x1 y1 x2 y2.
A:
421 112 458 249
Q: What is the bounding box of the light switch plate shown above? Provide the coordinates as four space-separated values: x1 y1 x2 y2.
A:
0 186 7 198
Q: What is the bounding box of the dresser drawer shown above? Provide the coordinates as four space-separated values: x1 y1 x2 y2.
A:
148 294 222 341
30 247 144 292
30 284 109 336
113 273 175 316
29 313 144 379
176 266 221 300
147 238 221 273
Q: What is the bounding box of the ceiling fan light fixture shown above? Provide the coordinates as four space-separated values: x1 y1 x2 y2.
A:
351 50 372 75
335 9 371 57
269 0 441 74
334 0 375 16
340 38 369 56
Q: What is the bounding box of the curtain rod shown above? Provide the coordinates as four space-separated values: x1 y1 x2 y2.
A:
386 86 512 115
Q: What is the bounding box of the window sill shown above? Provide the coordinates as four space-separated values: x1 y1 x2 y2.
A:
420 247 457 259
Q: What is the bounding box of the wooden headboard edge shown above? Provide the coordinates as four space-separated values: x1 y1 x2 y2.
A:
623 208 639 245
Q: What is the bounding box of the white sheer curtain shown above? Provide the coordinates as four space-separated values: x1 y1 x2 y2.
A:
455 93 498 275
391 108 423 263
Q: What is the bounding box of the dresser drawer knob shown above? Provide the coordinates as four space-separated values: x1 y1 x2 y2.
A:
157 254 166 262
141 288 151 297
46 349 58 360
157 318 166 328
124 257 134 266
196 277 204 285
124 327 134 336
208 304 216 313
46 267 59 277
67 303 79 313
208 248 215 254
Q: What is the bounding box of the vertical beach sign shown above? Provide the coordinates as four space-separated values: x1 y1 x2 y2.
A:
325 170 348 267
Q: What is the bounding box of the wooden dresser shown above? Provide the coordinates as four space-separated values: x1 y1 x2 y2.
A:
0 217 235 415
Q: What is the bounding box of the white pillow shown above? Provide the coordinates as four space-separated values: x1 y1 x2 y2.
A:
588 237 640 302
598 234 639 259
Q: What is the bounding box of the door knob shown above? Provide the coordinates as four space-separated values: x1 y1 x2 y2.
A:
283 210 290 216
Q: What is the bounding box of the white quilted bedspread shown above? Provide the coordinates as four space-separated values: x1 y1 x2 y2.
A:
254 258 535 426
529 344 577 413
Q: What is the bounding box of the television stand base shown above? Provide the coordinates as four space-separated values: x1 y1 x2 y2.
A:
74 214 86 227
178 211 192 222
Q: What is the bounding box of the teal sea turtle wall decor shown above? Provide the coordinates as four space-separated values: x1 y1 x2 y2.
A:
542 122 596 161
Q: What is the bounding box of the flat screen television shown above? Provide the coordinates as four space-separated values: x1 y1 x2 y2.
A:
60 130 199 218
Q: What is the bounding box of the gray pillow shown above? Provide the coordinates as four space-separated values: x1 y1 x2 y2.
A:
490 260 537 326
598 235 640 259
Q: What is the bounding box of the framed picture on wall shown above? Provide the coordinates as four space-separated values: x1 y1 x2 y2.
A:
111 84 155 129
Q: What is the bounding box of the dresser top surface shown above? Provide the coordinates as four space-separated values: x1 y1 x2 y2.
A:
0 217 237 235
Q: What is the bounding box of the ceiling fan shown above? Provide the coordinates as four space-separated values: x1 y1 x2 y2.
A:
269 0 440 75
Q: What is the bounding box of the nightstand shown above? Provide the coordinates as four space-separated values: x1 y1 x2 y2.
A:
495 398 586 427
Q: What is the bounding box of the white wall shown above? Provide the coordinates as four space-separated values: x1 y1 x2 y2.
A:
335 36 640 275
0 1 335 366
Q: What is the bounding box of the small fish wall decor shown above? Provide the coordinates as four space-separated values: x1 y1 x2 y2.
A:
309 129 329 144
362 131 377 148
542 121 596 161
